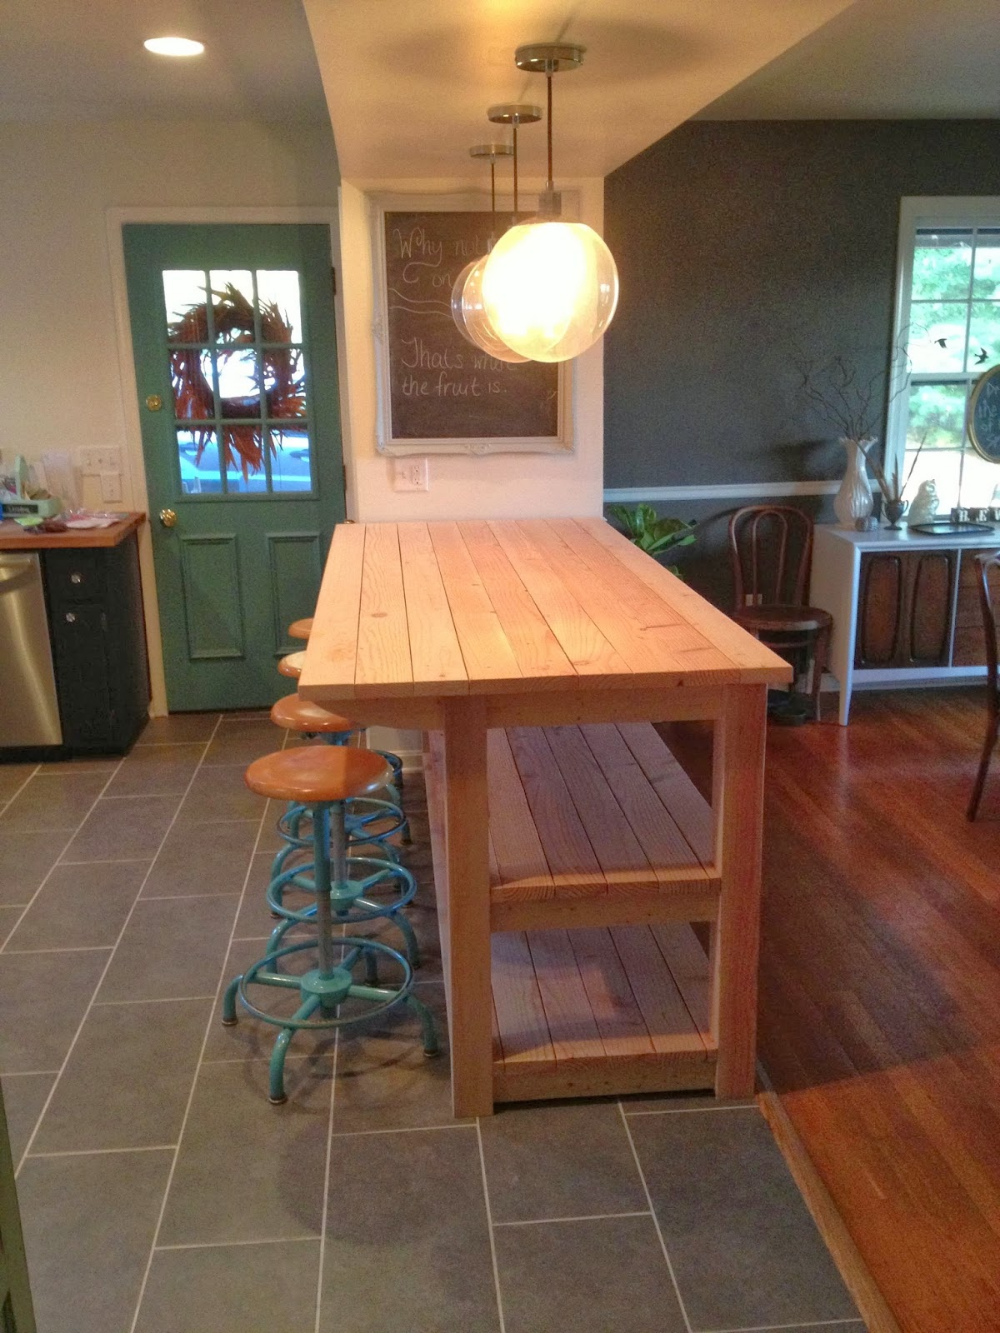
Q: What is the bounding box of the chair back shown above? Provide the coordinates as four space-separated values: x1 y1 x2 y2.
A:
728 505 814 610
975 552 1000 714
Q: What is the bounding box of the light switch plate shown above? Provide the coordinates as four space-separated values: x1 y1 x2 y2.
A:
79 446 122 475
100 471 122 503
392 457 429 491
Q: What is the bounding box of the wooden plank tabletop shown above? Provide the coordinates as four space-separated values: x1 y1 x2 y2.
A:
0 512 144 551
299 518 791 700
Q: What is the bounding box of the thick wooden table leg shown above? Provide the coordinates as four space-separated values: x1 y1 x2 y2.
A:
442 696 493 1117
711 682 768 1098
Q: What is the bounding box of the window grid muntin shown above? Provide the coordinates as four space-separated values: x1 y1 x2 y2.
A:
164 266 314 499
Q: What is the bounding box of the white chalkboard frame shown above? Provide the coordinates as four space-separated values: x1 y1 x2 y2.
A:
370 193 573 456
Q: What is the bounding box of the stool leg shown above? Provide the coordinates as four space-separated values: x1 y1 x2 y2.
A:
314 802 337 992
221 971 242 1025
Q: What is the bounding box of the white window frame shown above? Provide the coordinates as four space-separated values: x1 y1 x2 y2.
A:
887 196 1000 501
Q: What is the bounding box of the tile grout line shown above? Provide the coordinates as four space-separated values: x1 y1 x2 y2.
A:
92 995 217 1007
475 1118 508 1333
312 979 340 1333
1 764 124 964
624 1104 759 1117
155 1235 320 1252
126 715 281 1333
492 1210 653 1228
699 1320 867 1333
13 722 219 1179
0 763 40 819
26 1144 178 1159
617 1099 695 1333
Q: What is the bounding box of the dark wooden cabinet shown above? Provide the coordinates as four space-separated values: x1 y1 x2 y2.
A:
952 548 996 667
855 549 956 669
43 534 149 752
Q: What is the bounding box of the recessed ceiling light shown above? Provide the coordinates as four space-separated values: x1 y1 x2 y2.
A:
143 36 205 57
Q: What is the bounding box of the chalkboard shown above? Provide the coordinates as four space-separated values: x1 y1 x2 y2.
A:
374 209 566 454
969 364 1000 464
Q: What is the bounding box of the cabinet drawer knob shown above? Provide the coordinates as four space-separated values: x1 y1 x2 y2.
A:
65 612 77 623
70 572 83 584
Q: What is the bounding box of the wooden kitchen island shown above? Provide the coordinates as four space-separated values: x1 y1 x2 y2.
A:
299 518 790 1116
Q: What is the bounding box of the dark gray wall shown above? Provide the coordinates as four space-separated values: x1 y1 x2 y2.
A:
603 120 1000 607
604 120 1000 490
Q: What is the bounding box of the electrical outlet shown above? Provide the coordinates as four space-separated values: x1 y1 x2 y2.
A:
392 457 429 492
78 446 122 475
100 471 122 503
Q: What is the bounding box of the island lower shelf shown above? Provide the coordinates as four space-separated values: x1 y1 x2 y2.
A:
426 720 724 1104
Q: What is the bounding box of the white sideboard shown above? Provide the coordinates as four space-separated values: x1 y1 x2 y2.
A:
810 525 998 725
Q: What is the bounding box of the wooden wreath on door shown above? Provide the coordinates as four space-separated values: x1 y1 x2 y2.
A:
168 283 305 480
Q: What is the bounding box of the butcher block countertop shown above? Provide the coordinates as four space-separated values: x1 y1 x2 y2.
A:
0 513 145 551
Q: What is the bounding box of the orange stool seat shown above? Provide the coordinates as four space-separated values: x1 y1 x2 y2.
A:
245 746 390 805
288 618 313 640
277 651 306 679
271 695 355 734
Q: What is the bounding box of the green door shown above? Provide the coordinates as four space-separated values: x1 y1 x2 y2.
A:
123 223 344 711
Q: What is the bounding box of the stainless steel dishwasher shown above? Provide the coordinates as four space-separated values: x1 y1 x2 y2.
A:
0 551 62 746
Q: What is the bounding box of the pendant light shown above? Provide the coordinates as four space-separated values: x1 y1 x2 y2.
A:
481 44 619 363
451 141 527 362
452 108 540 363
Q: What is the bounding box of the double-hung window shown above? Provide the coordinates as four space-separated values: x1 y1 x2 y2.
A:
887 198 1000 512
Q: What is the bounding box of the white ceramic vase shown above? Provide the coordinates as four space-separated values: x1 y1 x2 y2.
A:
834 437 875 528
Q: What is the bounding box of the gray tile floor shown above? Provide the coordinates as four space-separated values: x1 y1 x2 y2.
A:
0 714 867 1333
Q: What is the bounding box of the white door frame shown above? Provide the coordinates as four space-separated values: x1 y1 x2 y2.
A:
106 206 342 715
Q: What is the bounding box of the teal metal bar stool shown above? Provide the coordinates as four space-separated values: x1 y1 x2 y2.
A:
222 745 438 1104
267 694 419 965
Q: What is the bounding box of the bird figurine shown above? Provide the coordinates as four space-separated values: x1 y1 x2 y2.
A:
907 479 939 526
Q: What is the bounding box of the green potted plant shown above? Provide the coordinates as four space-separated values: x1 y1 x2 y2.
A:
608 503 696 576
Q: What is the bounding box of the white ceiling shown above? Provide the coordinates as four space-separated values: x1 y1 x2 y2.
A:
0 0 327 123
696 0 1000 120
2 0 999 175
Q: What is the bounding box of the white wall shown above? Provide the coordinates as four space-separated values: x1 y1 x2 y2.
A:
336 175 606 522
0 119 340 509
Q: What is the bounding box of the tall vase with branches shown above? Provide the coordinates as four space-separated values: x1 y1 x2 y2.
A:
792 348 911 529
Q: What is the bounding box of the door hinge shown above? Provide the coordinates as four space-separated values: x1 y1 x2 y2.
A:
342 462 348 494
331 266 337 298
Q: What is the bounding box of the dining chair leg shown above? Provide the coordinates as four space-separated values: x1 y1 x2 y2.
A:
811 625 830 723
967 714 999 820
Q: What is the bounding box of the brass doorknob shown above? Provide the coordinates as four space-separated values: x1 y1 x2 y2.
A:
159 508 177 528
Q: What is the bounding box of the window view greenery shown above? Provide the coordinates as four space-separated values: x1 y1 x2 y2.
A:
902 228 1000 508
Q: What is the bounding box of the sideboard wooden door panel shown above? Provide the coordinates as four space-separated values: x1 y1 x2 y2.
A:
952 548 998 666
855 550 956 669
857 553 903 666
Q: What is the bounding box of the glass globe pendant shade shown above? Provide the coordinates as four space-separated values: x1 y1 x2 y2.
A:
457 256 529 363
481 220 619 362
450 260 480 347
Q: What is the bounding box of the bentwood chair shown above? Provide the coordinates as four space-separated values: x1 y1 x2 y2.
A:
967 552 1000 820
728 505 833 721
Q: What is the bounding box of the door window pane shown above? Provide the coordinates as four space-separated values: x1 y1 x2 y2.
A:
270 428 313 493
177 429 223 494
264 346 306 418
164 271 208 336
209 271 255 344
215 347 261 418
257 271 302 342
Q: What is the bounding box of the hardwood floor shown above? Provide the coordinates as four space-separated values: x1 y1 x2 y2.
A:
759 688 1000 1333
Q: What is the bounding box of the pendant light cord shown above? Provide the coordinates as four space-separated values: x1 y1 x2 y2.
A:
546 70 554 191
512 121 519 223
